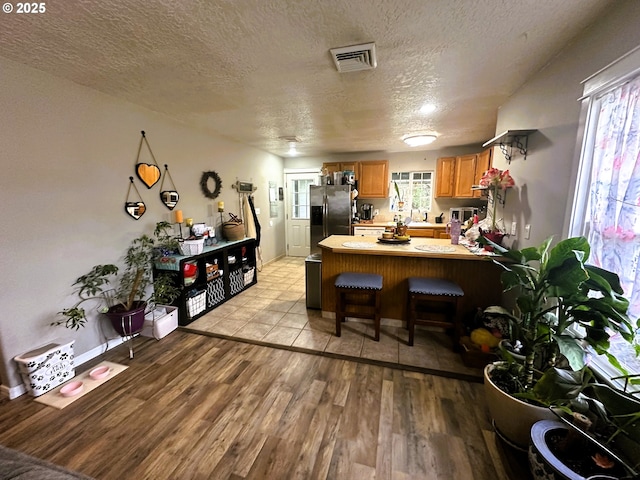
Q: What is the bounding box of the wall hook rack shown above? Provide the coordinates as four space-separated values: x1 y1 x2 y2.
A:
482 129 537 163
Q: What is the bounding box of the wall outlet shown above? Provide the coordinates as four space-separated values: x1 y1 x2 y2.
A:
525 224 531 239
374 209 380 216
255 207 261 215
510 221 517 236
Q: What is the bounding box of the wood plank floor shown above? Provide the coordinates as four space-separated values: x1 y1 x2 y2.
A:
0 332 530 479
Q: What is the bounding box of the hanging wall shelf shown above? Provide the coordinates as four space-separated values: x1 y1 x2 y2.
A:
482 129 537 163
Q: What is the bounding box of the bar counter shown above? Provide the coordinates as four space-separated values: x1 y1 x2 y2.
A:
318 235 504 321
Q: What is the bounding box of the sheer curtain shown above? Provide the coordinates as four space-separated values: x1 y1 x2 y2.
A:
588 75 640 321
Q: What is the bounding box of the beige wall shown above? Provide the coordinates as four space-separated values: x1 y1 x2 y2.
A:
493 0 640 249
0 57 285 393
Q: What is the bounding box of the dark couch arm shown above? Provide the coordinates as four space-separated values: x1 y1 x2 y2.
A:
0 445 94 480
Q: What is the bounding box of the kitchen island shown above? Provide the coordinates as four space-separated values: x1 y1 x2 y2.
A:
318 235 504 323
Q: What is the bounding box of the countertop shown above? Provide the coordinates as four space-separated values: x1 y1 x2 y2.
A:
352 221 447 229
318 235 493 260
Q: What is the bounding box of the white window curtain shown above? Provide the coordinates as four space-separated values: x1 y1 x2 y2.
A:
587 75 640 320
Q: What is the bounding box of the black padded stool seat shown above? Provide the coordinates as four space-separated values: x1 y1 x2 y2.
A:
335 272 383 341
406 277 464 347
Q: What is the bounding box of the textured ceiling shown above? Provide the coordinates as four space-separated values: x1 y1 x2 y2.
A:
0 0 610 157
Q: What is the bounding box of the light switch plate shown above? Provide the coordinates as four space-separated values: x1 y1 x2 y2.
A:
525 224 531 239
510 221 517 236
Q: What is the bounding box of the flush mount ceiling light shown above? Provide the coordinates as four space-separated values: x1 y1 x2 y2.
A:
287 142 299 156
403 135 437 147
419 103 437 114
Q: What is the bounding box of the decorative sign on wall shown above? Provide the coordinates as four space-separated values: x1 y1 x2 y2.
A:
200 171 222 199
135 131 161 189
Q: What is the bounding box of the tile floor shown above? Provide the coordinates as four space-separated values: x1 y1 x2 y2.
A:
185 256 484 380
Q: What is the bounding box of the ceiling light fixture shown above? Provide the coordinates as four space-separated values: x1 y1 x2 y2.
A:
287 141 299 156
403 135 437 147
419 103 437 114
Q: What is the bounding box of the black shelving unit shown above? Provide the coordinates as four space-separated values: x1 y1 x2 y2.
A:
153 238 257 326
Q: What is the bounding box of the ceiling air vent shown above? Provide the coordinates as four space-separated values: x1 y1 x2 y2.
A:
330 42 377 73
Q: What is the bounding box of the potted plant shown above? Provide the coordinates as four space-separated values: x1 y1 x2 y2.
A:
529 378 640 479
481 236 638 449
394 181 405 210
53 224 181 336
478 167 514 248
153 220 180 256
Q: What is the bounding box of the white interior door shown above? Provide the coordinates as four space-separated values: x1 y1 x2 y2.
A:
285 171 318 257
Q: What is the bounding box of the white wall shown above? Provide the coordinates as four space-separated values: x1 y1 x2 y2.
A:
0 57 285 393
494 0 640 248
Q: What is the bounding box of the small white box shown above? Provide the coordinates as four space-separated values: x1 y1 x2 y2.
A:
142 305 178 340
14 339 75 397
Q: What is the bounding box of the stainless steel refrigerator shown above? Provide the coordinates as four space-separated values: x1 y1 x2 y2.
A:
310 185 352 255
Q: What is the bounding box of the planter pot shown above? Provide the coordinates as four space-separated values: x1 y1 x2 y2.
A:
481 230 505 252
498 339 526 363
484 362 556 450
104 301 147 336
529 420 628 480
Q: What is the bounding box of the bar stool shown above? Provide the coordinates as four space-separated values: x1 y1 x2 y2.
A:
406 277 464 347
335 272 383 341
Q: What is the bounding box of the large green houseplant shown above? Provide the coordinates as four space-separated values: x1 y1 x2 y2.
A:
54 224 180 335
480 235 638 448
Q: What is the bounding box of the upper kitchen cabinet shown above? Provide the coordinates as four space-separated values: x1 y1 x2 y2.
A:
323 162 360 179
435 157 456 197
436 150 492 198
453 154 477 198
358 160 389 198
473 148 492 198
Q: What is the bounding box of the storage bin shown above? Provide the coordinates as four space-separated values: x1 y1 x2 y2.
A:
186 290 206 318
229 269 244 296
179 238 204 255
244 267 255 286
207 277 225 307
14 339 75 397
142 305 178 340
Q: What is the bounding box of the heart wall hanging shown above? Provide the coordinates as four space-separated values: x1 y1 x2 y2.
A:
159 164 179 210
125 176 146 220
135 131 161 189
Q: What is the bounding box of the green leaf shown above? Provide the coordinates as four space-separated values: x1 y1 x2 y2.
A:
530 367 590 406
554 334 585 370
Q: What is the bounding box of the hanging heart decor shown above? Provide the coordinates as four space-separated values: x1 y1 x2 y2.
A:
137 163 161 189
125 201 146 220
124 176 146 220
159 164 179 210
134 131 162 189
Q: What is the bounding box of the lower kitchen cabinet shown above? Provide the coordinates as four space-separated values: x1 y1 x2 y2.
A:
153 238 257 326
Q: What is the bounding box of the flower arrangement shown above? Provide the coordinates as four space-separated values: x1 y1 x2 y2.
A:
479 168 515 233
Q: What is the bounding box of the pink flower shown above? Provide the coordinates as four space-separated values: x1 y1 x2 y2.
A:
479 168 515 190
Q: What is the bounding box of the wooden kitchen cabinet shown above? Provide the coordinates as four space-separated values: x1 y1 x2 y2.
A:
453 154 478 198
358 160 389 198
323 162 360 179
436 150 491 198
435 157 456 197
473 148 492 198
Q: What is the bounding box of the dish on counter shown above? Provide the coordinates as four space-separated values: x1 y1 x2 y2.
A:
377 236 411 244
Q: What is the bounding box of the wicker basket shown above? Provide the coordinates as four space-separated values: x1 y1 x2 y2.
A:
179 238 204 255
223 222 245 241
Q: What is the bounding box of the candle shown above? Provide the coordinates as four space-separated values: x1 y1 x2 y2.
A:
218 201 224 212
175 210 183 223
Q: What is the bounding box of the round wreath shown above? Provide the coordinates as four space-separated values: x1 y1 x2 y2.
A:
200 171 222 199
